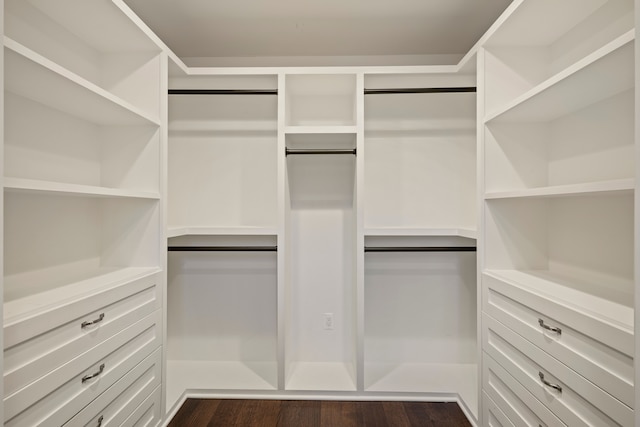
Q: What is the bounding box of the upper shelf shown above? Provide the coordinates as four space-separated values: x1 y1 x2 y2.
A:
485 179 634 200
284 125 357 135
4 38 160 126
485 31 634 123
4 177 160 200
167 226 278 238
364 227 477 239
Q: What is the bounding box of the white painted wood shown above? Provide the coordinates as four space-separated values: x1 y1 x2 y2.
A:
4 310 161 426
363 77 476 231
5 279 159 399
364 227 476 239
355 73 365 392
285 362 356 392
0 1 5 419
483 314 633 426
166 361 278 409
485 178 634 199
5 0 162 116
4 38 160 125
122 385 162 427
483 357 566 427
482 393 516 427
485 31 634 123
168 90 278 229
285 74 357 126
167 226 278 238
483 279 633 407
63 349 161 427
4 177 160 199
635 0 640 418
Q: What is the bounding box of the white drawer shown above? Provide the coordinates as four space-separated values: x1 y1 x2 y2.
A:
483 314 633 426
5 276 160 398
5 310 161 426
64 348 161 427
483 273 633 407
483 354 565 427
123 385 162 427
482 392 515 427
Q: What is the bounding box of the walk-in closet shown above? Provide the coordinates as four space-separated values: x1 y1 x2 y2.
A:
1 0 638 426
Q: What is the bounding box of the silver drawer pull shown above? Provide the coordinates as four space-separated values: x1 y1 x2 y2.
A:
81 313 105 328
97 415 104 427
82 363 105 383
539 372 562 393
538 318 561 334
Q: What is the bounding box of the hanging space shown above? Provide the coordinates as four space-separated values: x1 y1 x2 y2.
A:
362 73 478 417
165 72 279 411
283 74 358 391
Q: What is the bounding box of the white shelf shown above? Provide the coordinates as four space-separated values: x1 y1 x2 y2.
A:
284 125 357 135
4 267 161 323
484 179 634 200
4 37 160 126
365 363 477 417
285 362 356 392
4 177 160 200
364 227 477 239
484 269 633 331
166 360 278 410
167 226 278 238
485 31 634 123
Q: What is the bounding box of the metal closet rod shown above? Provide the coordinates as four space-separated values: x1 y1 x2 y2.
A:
364 87 476 95
168 89 278 95
286 148 357 156
168 246 278 252
365 246 476 252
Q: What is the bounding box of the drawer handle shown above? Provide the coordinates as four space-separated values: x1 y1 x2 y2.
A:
82 363 105 383
539 372 562 393
82 313 105 328
97 415 104 427
538 318 561 335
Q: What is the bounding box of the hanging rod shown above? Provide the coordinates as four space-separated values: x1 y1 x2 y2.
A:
365 246 476 252
364 87 476 95
168 246 278 252
168 89 278 95
286 148 357 156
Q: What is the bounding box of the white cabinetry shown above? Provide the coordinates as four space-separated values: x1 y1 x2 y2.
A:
2 0 165 425
479 0 635 425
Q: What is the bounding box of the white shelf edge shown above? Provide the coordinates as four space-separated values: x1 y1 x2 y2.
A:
285 362 357 392
4 177 160 200
4 267 162 324
3 36 161 126
167 226 278 238
484 30 635 123
484 178 635 200
284 125 358 135
483 269 634 332
364 227 477 239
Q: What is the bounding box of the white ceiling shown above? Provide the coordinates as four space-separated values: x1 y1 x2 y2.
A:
124 0 512 64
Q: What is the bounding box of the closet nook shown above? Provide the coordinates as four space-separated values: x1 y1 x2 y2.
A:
0 0 637 426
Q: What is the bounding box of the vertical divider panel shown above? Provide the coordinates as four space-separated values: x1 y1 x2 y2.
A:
159 52 169 416
635 0 640 415
355 73 365 392
0 1 5 420
277 73 287 391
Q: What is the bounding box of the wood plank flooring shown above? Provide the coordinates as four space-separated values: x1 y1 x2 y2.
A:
168 399 472 426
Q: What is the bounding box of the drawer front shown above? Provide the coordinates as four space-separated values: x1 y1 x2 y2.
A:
483 314 633 426
483 392 515 427
123 385 162 427
5 279 160 397
64 348 161 427
4 273 159 348
483 274 633 407
5 310 161 426
483 354 565 427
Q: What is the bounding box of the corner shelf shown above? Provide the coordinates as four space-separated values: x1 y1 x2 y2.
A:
484 179 634 200
4 177 160 200
4 37 160 126
485 31 634 123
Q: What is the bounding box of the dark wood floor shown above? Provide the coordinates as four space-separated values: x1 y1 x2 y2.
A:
168 399 472 426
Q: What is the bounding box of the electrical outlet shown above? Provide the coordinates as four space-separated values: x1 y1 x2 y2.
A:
324 313 334 330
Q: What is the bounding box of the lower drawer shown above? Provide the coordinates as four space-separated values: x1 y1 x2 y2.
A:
5 310 161 426
483 314 633 426
483 353 565 427
123 385 162 427
482 392 514 427
63 348 161 427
